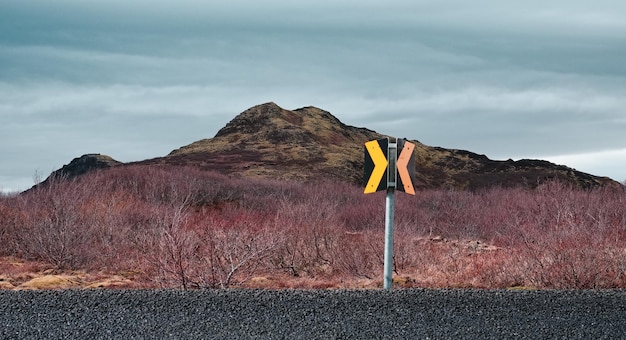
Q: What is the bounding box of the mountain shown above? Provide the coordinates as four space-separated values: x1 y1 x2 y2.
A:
43 102 618 190
144 102 615 189
38 154 122 185
146 102 380 184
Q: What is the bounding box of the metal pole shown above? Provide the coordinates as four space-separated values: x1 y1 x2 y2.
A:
383 187 395 290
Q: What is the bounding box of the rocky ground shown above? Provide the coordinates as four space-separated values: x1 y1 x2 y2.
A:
2 288 625 339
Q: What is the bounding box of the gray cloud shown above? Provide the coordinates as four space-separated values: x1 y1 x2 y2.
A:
1 0 625 191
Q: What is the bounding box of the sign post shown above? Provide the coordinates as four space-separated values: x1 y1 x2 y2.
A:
364 137 415 290
384 139 397 290
384 188 395 289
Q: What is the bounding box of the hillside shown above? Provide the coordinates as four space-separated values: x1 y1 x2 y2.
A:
44 102 617 189
156 102 380 184
144 102 616 189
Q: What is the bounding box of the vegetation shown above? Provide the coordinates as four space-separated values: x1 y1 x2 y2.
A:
1 166 625 289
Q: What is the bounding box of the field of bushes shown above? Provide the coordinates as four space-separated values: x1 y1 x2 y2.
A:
1 165 625 289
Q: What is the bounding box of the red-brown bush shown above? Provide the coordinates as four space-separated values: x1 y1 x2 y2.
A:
1 165 625 289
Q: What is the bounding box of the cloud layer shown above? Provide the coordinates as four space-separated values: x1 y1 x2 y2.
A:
2 1 625 191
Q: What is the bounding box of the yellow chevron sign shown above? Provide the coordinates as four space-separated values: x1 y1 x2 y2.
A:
363 138 415 195
364 139 388 193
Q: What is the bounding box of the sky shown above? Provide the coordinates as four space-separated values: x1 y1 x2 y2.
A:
2 0 626 192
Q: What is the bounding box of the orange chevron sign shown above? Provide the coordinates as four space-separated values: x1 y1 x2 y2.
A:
363 138 415 195
396 139 416 195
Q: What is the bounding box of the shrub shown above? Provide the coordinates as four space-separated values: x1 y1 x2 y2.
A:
2 165 625 290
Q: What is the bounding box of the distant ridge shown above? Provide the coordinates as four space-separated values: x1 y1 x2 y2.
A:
46 153 121 181
43 102 619 190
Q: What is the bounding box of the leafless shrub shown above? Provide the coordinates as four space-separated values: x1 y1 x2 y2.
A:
201 223 279 288
3 165 625 290
147 204 200 289
331 230 380 280
13 175 96 268
270 196 340 276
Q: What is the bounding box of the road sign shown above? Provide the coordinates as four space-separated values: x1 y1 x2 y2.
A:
364 138 389 194
363 138 415 195
396 139 416 195
363 137 417 290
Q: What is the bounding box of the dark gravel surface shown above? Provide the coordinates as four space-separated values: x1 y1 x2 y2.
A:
1 289 625 339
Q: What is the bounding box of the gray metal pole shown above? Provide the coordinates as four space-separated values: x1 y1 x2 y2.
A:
383 187 395 290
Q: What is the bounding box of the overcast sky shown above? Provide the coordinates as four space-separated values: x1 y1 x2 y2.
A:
2 1 625 192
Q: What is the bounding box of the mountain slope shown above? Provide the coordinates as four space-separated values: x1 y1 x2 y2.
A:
39 102 617 190
150 102 382 184
140 102 615 189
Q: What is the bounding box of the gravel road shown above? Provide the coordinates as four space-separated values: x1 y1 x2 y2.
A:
1 289 625 339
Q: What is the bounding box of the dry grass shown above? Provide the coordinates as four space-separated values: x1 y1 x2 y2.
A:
0 257 141 290
18 275 81 290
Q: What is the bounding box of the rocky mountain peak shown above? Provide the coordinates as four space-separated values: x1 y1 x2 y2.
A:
170 103 379 156
215 102 285 138
161 103 381 182
52 154 122 179
30 154 122 190
213 102 356 143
